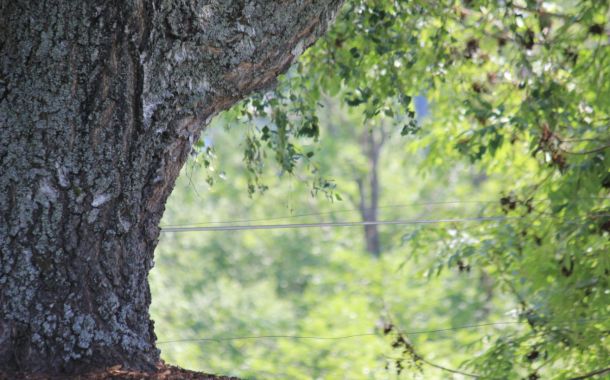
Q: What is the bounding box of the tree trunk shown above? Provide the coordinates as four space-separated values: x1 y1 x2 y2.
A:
357 130 384 257
0 0 342 375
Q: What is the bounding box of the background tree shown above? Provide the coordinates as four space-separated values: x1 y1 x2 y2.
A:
153 0 609 378
0 0 343 375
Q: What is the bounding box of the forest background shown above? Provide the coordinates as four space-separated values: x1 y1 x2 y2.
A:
150 1 609 379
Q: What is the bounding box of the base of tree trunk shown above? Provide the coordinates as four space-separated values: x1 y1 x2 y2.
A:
0 361 239 380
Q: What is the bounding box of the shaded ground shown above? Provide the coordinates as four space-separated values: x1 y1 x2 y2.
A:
0 362 239 380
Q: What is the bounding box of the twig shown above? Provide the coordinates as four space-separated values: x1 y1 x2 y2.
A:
561 144 610 155
381 302 486 379
560 137 610 143
508 4 574 20
568 367 610 380
419 357 482 379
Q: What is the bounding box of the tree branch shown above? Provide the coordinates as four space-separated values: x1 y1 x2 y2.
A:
508 4 575 20
561 144 610 155
568 367 610 380
139 0 345 221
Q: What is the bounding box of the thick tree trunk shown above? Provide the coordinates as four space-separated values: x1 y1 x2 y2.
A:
0 0 342 375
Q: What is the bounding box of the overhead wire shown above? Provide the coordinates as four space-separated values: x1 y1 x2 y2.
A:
160 213 610 233
160 215 515 233
156 317 608 345
159 196 609 229
159 199 502 227
156 321 520 345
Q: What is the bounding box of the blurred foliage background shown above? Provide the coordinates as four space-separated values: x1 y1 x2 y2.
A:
150 0 609 378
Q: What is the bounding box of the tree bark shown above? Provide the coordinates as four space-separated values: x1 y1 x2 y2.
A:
0 0 342 375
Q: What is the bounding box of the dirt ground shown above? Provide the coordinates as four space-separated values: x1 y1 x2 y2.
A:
0 362 240 380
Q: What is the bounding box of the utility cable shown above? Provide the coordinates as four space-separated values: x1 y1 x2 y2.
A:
160 215 514 233
160 200 502 227
156 317 608 345
157 321 521 345
160 196 609 228
160 211 610 233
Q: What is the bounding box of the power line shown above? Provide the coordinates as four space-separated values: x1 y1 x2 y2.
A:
160 196 609 228
160 215 514 233
157 332 376 345
160 212 610 233
156 318 608 345
160 200 502 227
157 321 521 345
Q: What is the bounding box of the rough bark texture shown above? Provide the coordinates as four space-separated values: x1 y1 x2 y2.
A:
0 0 342 375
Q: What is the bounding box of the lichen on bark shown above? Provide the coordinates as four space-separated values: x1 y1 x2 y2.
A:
0 0 343 375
